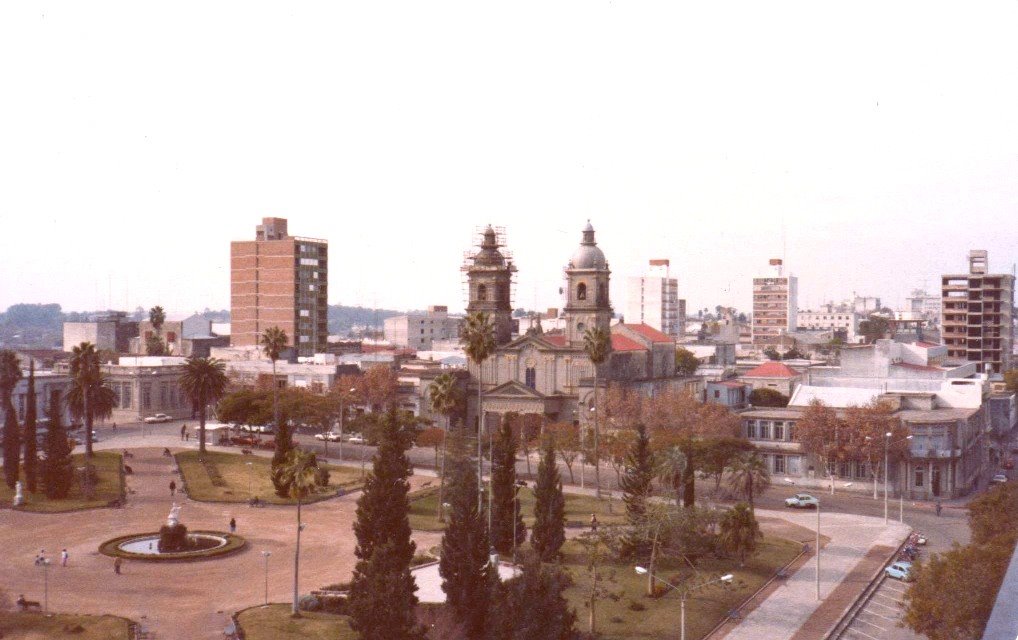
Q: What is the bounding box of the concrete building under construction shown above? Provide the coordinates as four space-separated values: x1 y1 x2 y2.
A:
941 250 1015 374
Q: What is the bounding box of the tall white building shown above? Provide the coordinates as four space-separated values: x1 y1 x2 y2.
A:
905 288 942 326
383 305 462 351
625 259 684 338
752 259 798 346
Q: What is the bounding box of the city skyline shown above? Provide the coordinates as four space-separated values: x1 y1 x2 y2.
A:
3 2 1017 317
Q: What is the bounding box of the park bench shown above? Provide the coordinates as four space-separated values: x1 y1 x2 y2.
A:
17 596 41 611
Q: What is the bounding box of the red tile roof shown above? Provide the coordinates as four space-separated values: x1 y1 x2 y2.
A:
915 341 941 348
542 335 568 347
743 362 801 378
611 334 647 352
621 323 673 343
717 381 747 388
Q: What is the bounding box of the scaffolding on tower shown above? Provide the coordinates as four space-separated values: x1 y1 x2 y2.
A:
460 225 517 312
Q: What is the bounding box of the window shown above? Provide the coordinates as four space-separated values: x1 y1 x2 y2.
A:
577 322 585 332
714 390 720 399
160 384 167 406
745 420 756 439
477 284 487 301
123 384 133 409
525 367 536 389
915 468 924 487
774 455 786 473
787 455 801 475
577 283 587 300
758 421 770 440
300 309 310 317
141 383 152 410
166 331 177 342
773 421 784 440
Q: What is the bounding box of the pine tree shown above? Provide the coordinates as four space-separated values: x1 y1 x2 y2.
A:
42 403 73 499
620 424 654 558
22 362 39 493
440 423 493 639
0 349 23 489
491 415 526 556
347 408 425 640
486 554 578 640
531 437 565 562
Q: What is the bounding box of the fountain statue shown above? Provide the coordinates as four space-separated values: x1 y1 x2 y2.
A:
13 481 24 506
158 502 190 552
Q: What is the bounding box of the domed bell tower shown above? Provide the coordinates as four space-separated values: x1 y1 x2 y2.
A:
462 225 516 346
564 221 612 345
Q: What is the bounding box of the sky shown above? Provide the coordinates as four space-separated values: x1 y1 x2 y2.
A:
2 2 1017 319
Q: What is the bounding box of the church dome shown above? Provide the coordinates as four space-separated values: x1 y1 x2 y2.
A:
473 225 506 267
568 221 606 269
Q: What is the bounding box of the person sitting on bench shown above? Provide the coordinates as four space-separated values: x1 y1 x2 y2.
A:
17 594 41 611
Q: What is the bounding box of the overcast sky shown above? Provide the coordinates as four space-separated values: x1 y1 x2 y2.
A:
2 2 1017 319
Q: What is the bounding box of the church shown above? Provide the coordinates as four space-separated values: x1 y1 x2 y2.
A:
463 222 700 430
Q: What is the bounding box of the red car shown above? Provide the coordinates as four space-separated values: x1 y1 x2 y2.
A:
1003 459 1014 470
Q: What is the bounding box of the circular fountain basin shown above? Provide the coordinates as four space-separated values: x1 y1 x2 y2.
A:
99 530 246 562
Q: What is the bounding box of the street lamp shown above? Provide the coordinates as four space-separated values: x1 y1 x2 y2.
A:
884 433 914 525
246 461 254 500
261 551 271 606
339 387 355 461
634 566 733 640
37 553 51 615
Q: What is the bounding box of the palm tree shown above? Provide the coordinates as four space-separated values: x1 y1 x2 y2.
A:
462 311 495 509
179 357 229 454
428 372 464 522
148 305 167 355
276 448 320 615
149 305 166 332
583 326 612 499
727 452 771 513
718 502 762 566
260 326 289 462
655 446 687 506
68 342 116 461
0 349 23 489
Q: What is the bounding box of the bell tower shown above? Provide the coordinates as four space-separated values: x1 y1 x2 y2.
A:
564 221 612 345
462 225 516 346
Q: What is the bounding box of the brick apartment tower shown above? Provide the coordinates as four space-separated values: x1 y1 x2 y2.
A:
231 217 329 358
752 258 798 347
941 250 1014 374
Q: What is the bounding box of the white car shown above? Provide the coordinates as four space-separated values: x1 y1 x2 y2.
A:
785 493 820 509
315 431 343 442
991 473 1008 485
346 435 366 445
240 424 274 434
144 414 173 424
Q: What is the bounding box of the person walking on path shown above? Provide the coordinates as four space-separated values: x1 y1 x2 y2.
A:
935 499 942 517
170 480 177 496
181 424 186 441
114 558 122 574
61 549 68 567
229 517 236 533
590 513 598 532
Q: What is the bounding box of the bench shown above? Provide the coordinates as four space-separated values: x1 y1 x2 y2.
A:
17 597 41 611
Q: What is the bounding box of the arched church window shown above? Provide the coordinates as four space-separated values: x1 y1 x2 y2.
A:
577 283 587 301
525 367 536 389
577 321 586 333
477 284 488 301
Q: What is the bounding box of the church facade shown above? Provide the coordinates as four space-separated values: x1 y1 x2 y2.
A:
463 223 701 430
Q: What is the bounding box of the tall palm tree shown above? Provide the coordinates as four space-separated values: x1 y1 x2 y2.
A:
727 452 771 513
260 326 289 462
276 448 320 615
148 305 167 355
179 357 229 454
0 349 23 489
428 372 464 522
68 342 116 461
583 326 612 499
462 311 495 509
718 502 762 566
149 305 166 333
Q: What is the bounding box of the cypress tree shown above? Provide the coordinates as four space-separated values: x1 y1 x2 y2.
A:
620 424 654 558
486 554 578 640
531 436 565 562
491 415 526 556
1 349 23 489
42 403 73 499
347 408 425 640
22 362 38 493
440 423 493 639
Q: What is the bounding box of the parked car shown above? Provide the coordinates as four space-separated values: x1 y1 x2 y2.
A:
346 435 367 445
1004 459 1015 470
144 414 173 424
315 431 343 442
240 424 274 434
886 561 913 581
785 493 819 509
991 473 1008 485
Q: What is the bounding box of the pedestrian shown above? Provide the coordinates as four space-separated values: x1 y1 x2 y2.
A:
590 513 598 532
181 424 186 441
61 549 68 567
112 422 117 432
170 480 177 496
114 557 122 574
935 499 942 517
229 517 236 534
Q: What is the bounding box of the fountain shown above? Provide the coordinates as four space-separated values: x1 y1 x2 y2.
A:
100 503 245 562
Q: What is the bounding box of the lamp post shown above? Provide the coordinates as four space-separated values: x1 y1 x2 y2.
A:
262 551 271 606
38 554 51 615
246 461 254 500
339 387 355 461
884 433 914 525
634 567 733 640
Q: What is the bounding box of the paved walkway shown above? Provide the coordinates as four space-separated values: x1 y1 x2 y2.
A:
722 509 910 640
1 447 441 640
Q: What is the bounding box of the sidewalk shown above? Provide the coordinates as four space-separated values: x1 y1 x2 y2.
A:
722 509 910 640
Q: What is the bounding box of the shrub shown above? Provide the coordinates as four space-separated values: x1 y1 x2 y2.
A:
628 600 646 612
298 594 321 612
411 553 436 567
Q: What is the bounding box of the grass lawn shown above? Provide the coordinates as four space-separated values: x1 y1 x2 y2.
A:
176 451 363 505
0 451 123 512
559 535 801 639
236 604 356 640
0 611 132 639
408 485 628 532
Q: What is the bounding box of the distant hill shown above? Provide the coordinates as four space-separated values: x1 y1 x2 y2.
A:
328 304 405 336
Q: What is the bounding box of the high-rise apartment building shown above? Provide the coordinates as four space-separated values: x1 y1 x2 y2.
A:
905 288 943 326
231 217 328 358
752 259 798 346
625 259 684 338
941 250 1014 373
